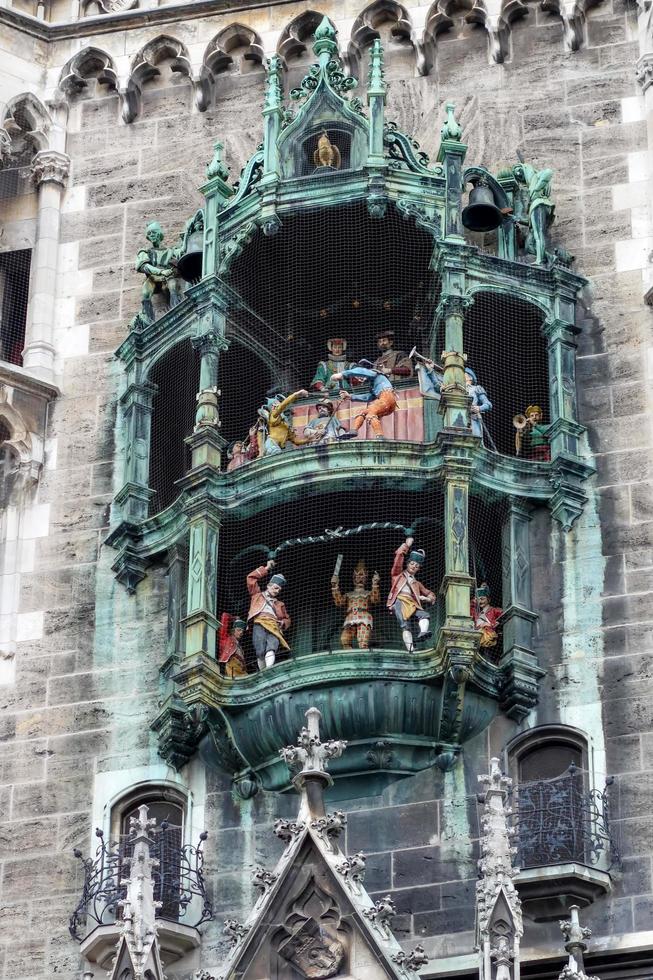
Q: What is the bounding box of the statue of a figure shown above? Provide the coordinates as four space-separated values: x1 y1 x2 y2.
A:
512 161 554 265
259 390 310 455
311 337 356 391
303 399 347 445
514 404 550 461
332 359 398 441
373 330 413 380
314 131 341 170
218 613 247 677
417 356 492 441
246 559 291 670
135 221 183 321
470 583 503 651
386 537 436 653
331 558 381 649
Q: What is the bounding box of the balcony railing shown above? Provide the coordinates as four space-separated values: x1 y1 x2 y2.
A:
69 822 213 941
513 766 618 872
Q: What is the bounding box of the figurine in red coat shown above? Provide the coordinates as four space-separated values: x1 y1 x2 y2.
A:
471 583 503 650
218 614 247 678
386 537 436 652
246 559 291 671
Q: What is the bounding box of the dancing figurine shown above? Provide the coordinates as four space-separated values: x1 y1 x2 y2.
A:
332 360 398 441
260 390 310 456
331 557 381 650
218 614 248 678
412 354 492 442
246 559 291 670
470 583 503 651
386 537 436 653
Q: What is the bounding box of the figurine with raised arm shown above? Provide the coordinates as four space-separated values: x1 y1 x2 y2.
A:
262 390 310 455
331 557 381 650
311 337 356 392
135 220 183 322
414 354 492 441
512 159 555 265
386 537 436 653
332 359 398 440
514 404 550 461
373 330 414 380
218 613 248 677
246 559 291 670
471 583 503 651
304 398 347 445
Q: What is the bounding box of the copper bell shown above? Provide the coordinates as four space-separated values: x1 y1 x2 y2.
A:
177 227 204 282
462 179 503 233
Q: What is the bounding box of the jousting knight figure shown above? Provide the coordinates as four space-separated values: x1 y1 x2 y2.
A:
386 536 436 653
470 583 503 651
218 613 247 678
331 557 381 650
332 359 398 440
246 559 291 670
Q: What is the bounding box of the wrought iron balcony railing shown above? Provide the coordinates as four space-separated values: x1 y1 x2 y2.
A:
513 765 619 872
69 821 213 941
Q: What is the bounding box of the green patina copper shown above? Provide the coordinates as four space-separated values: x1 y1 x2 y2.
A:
109 23 593 791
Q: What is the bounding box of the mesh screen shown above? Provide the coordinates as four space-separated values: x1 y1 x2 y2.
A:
146 197 552 669
0 249 31 366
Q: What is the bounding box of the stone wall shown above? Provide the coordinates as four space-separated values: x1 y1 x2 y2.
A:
1 0 653 977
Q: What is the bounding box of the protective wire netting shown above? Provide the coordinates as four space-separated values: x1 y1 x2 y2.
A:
0 249 31 366
145 196 551 671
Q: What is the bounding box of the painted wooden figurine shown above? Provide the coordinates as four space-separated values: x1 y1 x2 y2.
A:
246 559 291 670
261 390 310 455
386 537 436 653
470 583 503 650
332 359 398 440
314 131 341 170
373 330 413 379
417 356 492 440
303 399 347 445
331 557 381 650
311 337 356 392
514 404 551 461
218 613 248 677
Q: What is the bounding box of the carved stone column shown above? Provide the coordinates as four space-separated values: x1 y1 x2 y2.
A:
437 104 467 243
183 496 220 660
165 542 188 668
23 150 70 382
114 379 157 523
500 499 544 720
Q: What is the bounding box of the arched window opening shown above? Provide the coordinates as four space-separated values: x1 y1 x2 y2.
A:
464 291 549 459
117 792 185 921
509 728 592 869
148 340 200 515
0 250 31 367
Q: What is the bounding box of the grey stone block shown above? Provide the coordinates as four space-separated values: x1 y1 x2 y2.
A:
346 801 438 853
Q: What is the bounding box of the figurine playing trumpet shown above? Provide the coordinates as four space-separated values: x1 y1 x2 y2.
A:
513 404 551 461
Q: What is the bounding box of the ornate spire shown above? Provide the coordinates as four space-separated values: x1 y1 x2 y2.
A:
206 139 229 181
367 38 386 98
558 906 600 980
313 15 339 65
109 804 165 980
476 758 523 980
290 20 358 102
280 707 347 820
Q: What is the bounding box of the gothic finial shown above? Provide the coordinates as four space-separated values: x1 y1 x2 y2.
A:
335 851 366 892
279 707 347 776
362 894 396 936
251 866 279 894
368 38 386 97
558 906 598 980
440 102 462 142
206 140 230 181
264 56 283 112
476 759 522 980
